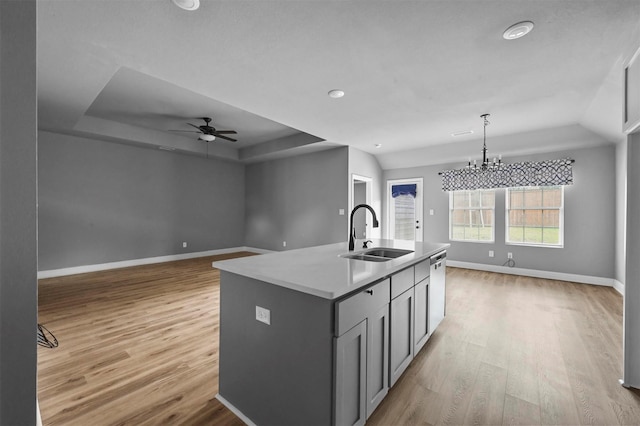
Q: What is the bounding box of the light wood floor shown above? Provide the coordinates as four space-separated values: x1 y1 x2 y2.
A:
38 256 640 425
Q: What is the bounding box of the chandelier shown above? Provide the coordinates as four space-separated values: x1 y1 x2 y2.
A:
439 114 575 191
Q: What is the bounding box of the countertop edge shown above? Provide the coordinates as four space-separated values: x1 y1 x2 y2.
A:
212 241 449 300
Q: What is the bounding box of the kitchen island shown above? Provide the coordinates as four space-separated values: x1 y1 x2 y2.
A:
212 239 449 426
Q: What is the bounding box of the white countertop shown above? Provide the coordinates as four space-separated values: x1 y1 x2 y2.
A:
212 239 449 300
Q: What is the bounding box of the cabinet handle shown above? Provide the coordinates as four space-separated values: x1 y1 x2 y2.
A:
366 289 374 295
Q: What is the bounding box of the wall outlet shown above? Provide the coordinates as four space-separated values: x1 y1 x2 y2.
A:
507 252 513 259
429 209 434 216
182 242 187 248
489 250 494 257
339 208 345 215
256 306 271 325
283 241 287 247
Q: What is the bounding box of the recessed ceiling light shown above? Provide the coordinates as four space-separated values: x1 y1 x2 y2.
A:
503 21 534 40
451 130 474 137
374 144 382 148
158 146 176 151
328 89 345 99
171 0 200 11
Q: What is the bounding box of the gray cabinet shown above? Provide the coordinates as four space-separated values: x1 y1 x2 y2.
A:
389 282 414 386
334 279 390 425
624 45 640 134
335 320 367 426
429 252 446 336
366 304 389 418
413 276 429 354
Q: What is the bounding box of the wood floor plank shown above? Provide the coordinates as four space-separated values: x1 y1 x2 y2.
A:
38 261 640 425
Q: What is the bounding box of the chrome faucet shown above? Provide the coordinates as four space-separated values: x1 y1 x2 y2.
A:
349 204 379 251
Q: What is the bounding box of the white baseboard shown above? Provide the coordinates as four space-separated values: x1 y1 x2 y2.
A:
37 246 270 279
613 279 625 296
448 260 624 294
215 394 256 426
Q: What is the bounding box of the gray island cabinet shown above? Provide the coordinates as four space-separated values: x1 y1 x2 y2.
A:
212 239 449 426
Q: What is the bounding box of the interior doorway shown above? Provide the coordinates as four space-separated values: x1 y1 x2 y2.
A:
351 174 373 239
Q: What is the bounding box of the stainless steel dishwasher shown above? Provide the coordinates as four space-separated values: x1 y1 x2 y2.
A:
429 251 446 336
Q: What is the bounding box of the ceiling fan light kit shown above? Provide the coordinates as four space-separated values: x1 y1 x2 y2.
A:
439 114 575 191
169 117 238 143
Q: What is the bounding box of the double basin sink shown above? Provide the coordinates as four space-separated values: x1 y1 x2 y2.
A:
341 247 414 262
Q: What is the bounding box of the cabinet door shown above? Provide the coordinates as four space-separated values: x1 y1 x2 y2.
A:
366 304 389 418
414 277 429 354
390 287 414 387
429 260 446 336
335 320 367 426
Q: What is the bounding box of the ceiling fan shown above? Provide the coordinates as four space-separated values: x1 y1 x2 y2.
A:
169 117 237 142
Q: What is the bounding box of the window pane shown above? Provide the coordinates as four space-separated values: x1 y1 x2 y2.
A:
524 187 542 207
542 187 562 208
524 227 543 244
481 191 495 207
452 191 468 208
508 226 524 243
394 194 415 241
542 209 560 228
509 189 524 208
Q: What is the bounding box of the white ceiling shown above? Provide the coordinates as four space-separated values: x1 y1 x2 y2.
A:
37 0 640 167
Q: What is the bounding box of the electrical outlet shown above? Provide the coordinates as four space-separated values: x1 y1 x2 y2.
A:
507 252 513 259
256 306 271 325
429 209 434 216
283 241 287 247
182 242 187 248
339 209 345 215
489 250 494 257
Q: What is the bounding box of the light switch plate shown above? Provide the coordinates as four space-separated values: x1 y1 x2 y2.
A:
256 306 271 325
339 209 345 215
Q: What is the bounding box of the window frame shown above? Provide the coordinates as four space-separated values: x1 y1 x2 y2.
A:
505 185 565 248
448 189 496 244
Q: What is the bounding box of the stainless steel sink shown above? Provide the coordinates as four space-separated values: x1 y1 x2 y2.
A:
362 248 414 258
341 247 414 262
341 253 392 262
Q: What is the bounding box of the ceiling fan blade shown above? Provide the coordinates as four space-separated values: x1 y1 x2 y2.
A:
169 130 201 133
213 130 237 134
187 123 203 131
215 134 237 142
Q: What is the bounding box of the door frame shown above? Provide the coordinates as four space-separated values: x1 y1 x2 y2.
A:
386 178 423 241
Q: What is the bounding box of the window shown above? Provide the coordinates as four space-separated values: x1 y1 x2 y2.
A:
449 190 495 242
506 186 564 247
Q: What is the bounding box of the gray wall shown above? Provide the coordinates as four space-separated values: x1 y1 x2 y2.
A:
38 131 246 270
245 147 349 251
384 145 616 279
624 132 640 387
0 0 38 424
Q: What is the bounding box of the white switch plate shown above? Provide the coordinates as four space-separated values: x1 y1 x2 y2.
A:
489 250 494 257
256 306 271 325
182 242 187 248
429 209 434 216
339 209 345 215
283 241 287 247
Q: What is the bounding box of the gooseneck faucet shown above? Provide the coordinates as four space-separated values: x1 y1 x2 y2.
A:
349 204 379 251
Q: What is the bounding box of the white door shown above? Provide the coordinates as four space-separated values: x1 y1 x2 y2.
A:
387 178 423 241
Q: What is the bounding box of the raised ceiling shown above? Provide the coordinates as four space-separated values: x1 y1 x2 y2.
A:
37 1 640 166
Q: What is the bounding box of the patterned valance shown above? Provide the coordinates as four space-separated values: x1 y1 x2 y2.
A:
439 158 574 191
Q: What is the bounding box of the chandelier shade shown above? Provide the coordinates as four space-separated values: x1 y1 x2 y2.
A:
439 158 575 191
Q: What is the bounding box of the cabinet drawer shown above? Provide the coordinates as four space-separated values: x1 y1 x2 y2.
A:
391 267 414 299
335 278 390 336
